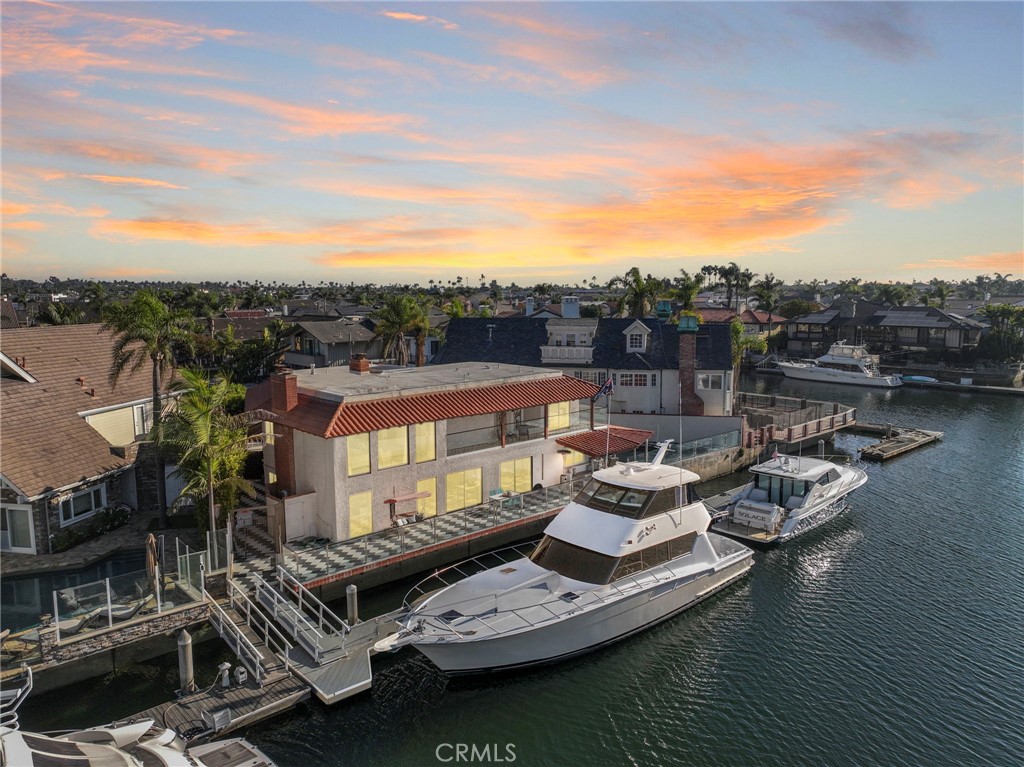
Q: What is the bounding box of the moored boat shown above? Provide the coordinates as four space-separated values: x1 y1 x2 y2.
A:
711 455 867 545
777 342 902 388
375 441 754 674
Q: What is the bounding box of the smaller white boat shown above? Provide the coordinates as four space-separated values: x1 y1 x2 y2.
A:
711 455 867 545
777 342 902 388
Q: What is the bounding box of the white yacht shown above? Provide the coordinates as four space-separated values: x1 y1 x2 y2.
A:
375 442 753 674
777 342 902 388
711 455 867 545
0 721 278 767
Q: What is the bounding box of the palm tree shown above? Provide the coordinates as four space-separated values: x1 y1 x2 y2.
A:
673 269 705 312
156 368 253 539
371 294 428 366
927 279 952 309
102 290 194 527
37 301 85 325
617 267 661 317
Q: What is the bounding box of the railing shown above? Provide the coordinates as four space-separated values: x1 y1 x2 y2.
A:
403 541 540 607
226 579 294 674
205 587 265 685
276 566 350 637
253 574 330 664
540 345 594 363
0 667 32 729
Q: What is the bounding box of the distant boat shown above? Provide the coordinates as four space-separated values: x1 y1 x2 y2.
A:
711 455 868 545
900 375 939 384
777 342 902 388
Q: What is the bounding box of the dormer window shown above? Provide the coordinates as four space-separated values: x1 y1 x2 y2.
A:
628 333 644 351
622 320 651 354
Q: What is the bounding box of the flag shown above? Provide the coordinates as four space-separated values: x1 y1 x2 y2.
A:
772 447 780 460
592 377 614 401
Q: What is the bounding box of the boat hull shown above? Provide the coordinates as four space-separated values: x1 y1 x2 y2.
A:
777 362 901 388
411 556 751 674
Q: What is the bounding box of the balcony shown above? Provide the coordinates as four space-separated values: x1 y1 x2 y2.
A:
540 345 593 364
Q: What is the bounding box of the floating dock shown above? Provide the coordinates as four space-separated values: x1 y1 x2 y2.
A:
850 422 943 462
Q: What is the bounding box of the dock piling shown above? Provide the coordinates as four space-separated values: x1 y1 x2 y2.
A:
177 629 195 694
818 439 825 459
346 584 359 625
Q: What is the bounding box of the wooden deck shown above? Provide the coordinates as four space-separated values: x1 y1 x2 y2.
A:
859 428 942 461
130 673 309 740
710 519 779 544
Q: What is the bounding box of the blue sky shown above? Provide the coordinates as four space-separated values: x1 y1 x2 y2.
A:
2 1 1021 285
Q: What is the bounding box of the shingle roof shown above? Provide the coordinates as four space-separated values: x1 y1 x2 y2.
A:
290 319 376 344
432 318 733 372
1 324 155 498
247 374 600 437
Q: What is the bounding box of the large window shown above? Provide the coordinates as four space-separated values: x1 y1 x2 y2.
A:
530 536 619 585
612 532 697 582
414 422 436 463
573 480 698 519
0 505 34 553
548 401 570 431
59 485 106 527
378 426 409 469
628 333 645 351
417 478 436 518
562 449 587 467
347 433 370 476
349 491 373 538
500 457 532 493
573 371 602 385
618 373 649 387
446 468 482 512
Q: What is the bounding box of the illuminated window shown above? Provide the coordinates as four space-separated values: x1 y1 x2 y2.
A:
262 421 275 445
417 478 436 518
562 449 587 467
446 468 482 512
414 422 436 463
347 433 370 476
500 457 533 493
348 491 373 538
548 401 570 431
378 426 409 469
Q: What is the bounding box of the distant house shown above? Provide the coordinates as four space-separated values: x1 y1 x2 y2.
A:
282 319 381 369
785 299 986 355
433 316 736 418
246 362 605 543
0 325 155 555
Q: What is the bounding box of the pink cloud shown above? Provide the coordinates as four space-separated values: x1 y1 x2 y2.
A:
81 174 187 189
379 10 458 31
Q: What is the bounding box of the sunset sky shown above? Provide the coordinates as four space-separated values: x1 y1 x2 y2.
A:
2 1 1021 286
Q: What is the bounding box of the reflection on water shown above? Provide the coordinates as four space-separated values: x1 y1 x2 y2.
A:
17 375 1024 767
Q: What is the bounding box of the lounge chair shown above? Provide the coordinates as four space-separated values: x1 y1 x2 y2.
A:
106 598 147 622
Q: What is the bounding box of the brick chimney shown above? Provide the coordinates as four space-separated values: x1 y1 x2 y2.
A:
349 353 371 374
270 371 298 413
677 315 705 416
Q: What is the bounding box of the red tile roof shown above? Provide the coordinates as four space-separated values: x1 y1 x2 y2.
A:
556 426 654 458
697 308 737 323
247 375 601 437
1 324 156 498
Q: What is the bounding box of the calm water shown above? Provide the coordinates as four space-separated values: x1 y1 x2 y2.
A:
20 376 1024 766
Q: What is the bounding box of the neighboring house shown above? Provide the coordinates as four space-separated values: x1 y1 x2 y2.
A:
0 325 154 555
1 299 20 329
209 315 287 342
245 361 607 544
282 319 381 369
432 316 736 418
738 309 784 337
786 300 986 355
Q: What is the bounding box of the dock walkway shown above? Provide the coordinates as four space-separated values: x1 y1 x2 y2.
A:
858 427 942 461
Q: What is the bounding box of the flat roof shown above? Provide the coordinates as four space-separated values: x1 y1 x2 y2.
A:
293 362 565 403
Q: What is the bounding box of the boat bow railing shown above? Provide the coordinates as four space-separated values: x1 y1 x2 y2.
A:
402 541 540 609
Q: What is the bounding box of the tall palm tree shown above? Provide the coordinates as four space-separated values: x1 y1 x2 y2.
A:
102 290 194 527
156 368 253 538
673 269 705 312
37 301 85 325
371 294 428 366
618 267 661 317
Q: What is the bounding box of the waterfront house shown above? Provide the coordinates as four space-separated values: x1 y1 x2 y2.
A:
432 316 736 419
0 325 155 555
785 299 985 356
245 361 616 545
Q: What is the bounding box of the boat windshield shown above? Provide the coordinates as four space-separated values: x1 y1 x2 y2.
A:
573 480 699 519
753 473 810 507
529 536 618 585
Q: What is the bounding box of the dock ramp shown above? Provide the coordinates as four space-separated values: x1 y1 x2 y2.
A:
252 568 399 704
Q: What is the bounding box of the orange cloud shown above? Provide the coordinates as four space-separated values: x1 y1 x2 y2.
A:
471 8 600 42
81 174 187 189
901 252 1023 273
4 220 46 231
379 10 458 31
177 87 416 137
494 39 619 89
882 172 980 209
2 202 34 216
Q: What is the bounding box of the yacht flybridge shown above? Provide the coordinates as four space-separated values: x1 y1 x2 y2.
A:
711 455 867 545
777 341 902 388
374 441 753 674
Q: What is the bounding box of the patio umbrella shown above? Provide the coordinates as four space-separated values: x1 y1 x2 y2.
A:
145 533 160 602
